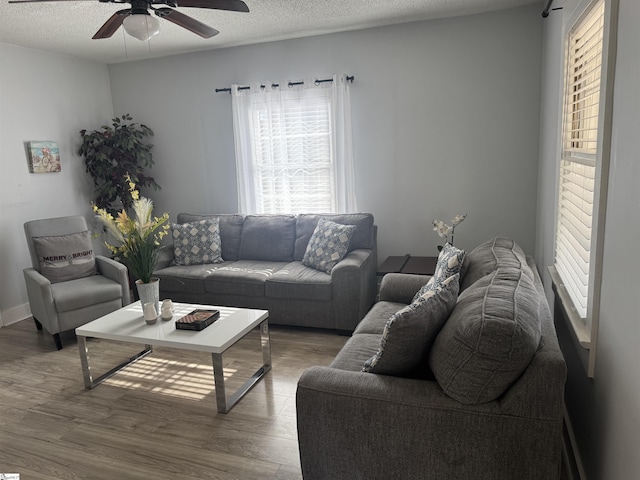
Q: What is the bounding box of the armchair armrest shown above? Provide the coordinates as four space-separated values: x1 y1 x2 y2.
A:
379 273 431 303
23 267 59 333
95 256 131 305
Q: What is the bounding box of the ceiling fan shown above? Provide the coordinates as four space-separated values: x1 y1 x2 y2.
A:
7 0 249 40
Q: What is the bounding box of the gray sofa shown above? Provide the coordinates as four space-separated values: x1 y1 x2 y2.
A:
296 237 567 480
154 213 377 331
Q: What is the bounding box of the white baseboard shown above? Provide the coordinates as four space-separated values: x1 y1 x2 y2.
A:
0 303 32 327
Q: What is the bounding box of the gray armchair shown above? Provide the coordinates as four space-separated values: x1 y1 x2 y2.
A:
23 215 131 350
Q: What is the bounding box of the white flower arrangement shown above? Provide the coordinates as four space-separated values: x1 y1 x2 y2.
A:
433 214 467 247
93 177 170 284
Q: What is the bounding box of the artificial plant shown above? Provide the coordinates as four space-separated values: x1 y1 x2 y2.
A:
93 177 170 284
79 114 160 215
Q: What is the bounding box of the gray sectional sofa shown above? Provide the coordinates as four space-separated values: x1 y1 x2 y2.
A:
154 212 377 331
296 237 567 480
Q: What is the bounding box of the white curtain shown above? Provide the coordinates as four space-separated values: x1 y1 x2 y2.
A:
231 74 357 214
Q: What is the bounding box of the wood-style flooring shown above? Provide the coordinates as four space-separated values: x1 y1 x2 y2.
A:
0 318 347 479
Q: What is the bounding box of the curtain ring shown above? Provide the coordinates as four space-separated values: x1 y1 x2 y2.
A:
271 83 278 90
314 79 320 86
288 82 294 88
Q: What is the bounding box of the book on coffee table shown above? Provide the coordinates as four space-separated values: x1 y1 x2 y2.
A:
175 309 220 331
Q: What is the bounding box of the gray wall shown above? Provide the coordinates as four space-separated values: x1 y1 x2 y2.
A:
2 2 639 478
536 0 640 479
108 5 543 263
0 43 114 325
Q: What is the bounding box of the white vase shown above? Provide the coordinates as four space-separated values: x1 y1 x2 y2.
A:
136 278 160 319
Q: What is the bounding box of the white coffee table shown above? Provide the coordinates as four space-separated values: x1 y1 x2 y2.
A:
75 301 271 413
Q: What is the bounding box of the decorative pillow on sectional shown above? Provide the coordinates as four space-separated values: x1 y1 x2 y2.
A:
171 219 223 266
177 213 244 261
429 267 541 404
32 230 96 283
302 218 356 274
412 243 465 303
293 213 375 260
363 274 460 376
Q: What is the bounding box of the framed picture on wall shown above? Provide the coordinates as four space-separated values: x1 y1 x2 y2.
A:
27 141 61 173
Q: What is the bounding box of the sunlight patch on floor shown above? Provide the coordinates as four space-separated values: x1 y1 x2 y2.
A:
103 355 239 400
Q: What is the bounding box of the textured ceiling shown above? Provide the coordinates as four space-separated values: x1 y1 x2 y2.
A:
1 0 540 64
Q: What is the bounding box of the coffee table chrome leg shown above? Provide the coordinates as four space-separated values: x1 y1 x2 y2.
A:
212 353 228 413
211 319 272 414
78 335 94 389
78 336 153 390
261 319 272 369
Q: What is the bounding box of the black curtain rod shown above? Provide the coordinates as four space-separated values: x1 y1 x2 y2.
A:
215 75 354 93
542 0 562 17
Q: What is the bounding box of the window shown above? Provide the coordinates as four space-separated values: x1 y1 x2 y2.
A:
252 94 333 213
231 75 357 214
554 0 604 319
550 0 617 377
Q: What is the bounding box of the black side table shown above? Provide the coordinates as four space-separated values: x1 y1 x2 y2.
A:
377 255 438 276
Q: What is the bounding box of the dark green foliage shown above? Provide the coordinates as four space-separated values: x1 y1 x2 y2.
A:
79 114 160 215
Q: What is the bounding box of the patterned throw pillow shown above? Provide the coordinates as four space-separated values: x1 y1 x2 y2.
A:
363 274 460 376
412 243 465 303
32 230 96 283
302 218 356 274
171 219 223 266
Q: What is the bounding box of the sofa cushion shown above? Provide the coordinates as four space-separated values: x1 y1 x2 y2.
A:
353 301 408 336
363 274 459 376
32 230 96 283
330 334 381 372
177 214 244 261
203 260 285 297
171 219 223 266
302 219 356 274
52 274 122 312
430 267 541 404
265 262 332 301
154 263 228 294
294 213 375 260
239 215 296 262
460 236 533 291
412 243 465 302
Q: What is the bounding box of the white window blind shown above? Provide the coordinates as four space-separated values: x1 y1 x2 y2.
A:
231 75 357 215
554 0 605 319
251 96 334 214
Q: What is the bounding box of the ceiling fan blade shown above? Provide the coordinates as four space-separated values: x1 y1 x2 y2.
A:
92 9 130 39
8 0 93 3
154 7 219 38
168 0 248 12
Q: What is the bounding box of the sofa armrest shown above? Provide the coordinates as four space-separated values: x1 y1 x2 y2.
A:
297 365 564 480
23 267 59 333
378 273 431 303
95 256 131 305
330 248 377 331
332 248 373 274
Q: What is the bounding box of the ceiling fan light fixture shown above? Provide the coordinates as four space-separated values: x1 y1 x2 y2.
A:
123 13 160 41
